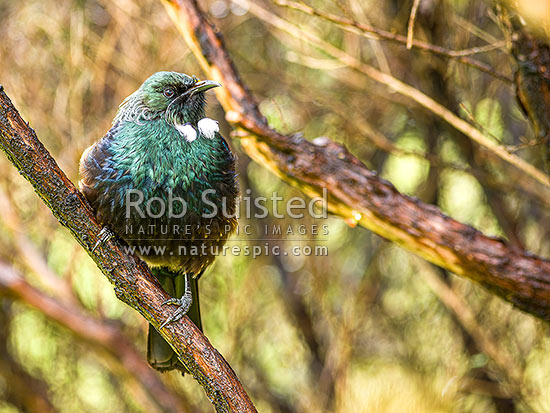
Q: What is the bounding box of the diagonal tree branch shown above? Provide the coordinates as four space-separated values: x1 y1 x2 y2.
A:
0 86 257 413
162 0 550 320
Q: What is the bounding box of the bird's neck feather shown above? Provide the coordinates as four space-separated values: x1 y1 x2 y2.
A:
114 92 206 125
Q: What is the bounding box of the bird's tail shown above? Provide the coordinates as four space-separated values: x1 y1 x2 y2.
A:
147 267 202 373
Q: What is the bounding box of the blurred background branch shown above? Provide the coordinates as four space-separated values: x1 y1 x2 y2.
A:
0 262 191 412
274 0 513 82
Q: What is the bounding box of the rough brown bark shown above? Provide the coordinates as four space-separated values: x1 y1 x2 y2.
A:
162 0 550 320
0 87 257 413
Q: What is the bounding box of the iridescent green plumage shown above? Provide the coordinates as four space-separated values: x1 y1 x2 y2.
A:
79 71 238 373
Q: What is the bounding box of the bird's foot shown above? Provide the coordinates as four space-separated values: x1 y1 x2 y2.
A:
92 227 115 252
160 274 192 329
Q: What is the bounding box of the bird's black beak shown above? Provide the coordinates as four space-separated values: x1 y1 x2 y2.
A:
183 80 221 98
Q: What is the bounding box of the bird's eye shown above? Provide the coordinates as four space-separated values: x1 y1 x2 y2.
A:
163 88 175 98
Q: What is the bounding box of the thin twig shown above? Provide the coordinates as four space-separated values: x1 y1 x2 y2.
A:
459 103 544 154
451 41 509 56
459 102 503 144
506 139 545 153
454 13 502 45
348 0 391 74
407 0 421 49
273 0 513 83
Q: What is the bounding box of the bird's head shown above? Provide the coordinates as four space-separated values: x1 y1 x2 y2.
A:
114 71 220 126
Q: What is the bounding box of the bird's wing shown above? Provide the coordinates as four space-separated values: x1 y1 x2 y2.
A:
78 126 119 207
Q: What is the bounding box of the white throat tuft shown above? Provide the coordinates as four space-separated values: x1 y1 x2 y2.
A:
198 118 219 139
175 123 197 142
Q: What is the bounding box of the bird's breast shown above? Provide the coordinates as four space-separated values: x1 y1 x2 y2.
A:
81 119 238 273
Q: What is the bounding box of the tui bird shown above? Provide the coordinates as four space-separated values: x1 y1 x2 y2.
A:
79 71 239 373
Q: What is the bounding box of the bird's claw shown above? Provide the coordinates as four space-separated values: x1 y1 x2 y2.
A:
92 227 115 252
159 294 192 329
159 274 193 329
